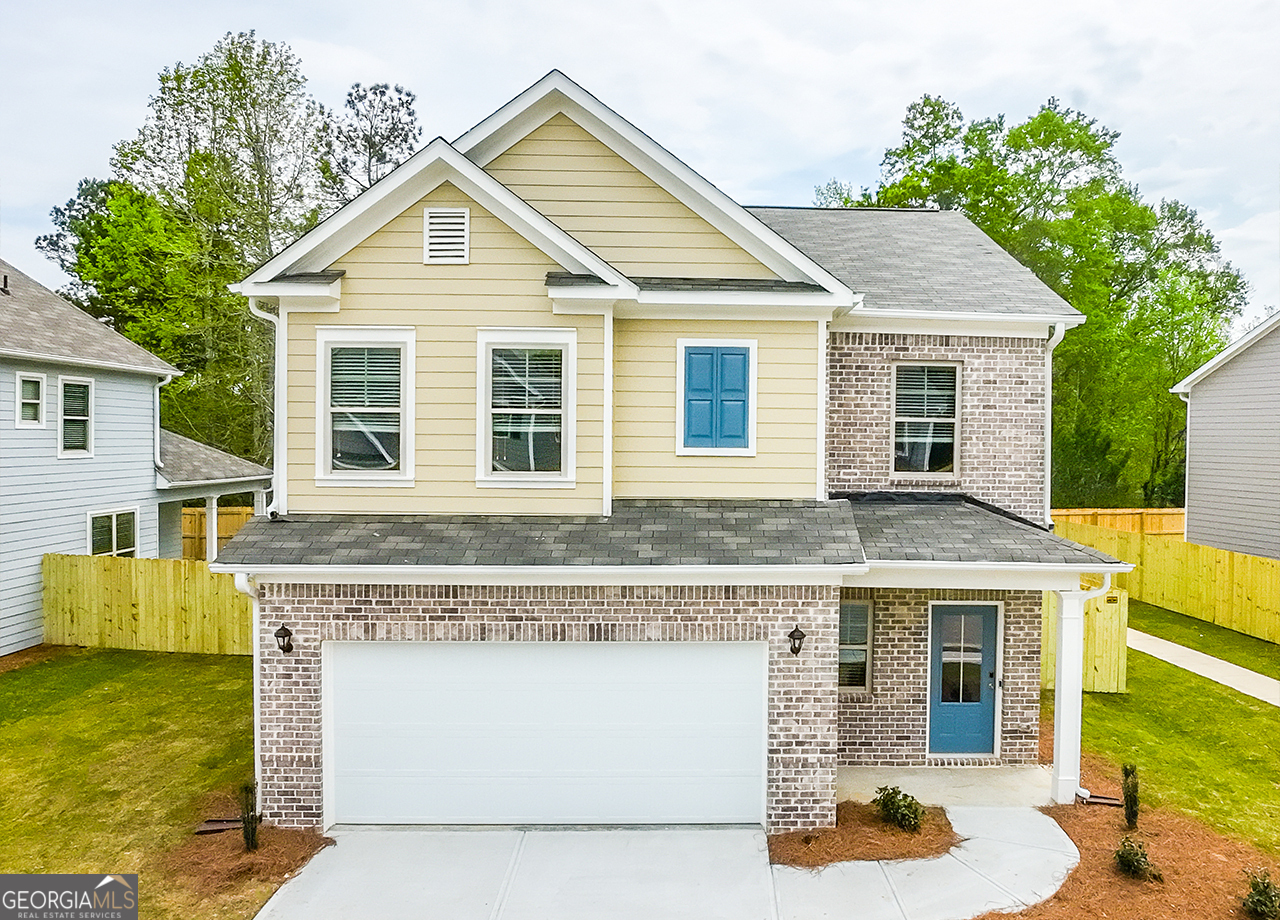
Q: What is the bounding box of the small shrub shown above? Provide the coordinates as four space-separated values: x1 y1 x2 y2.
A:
1243 868 1280 919
241 783 260 852
1114 835 1162 882
1122 763 1140 829
872 785 924 833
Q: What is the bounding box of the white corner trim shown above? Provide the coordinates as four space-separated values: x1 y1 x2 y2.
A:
817 321 828 500
14 372 46 429
675 338 758 457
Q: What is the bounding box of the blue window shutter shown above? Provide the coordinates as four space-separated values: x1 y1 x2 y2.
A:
684 346 750 449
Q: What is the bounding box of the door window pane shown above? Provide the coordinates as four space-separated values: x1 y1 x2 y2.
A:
939 613 985 703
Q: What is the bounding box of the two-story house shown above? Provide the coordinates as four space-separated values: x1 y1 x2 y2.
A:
214 72 1127 833
0 260 272 656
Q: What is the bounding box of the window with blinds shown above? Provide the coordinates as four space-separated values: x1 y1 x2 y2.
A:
894 365 957 474
90 510 136 557
329 346 402 471
490 348 563 473
60 379 92 454
424 208 469 264
839 597 872 690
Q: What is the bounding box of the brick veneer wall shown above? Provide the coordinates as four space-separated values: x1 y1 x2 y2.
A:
827 332 1047 523
256 582 839 832
838 588 1041 765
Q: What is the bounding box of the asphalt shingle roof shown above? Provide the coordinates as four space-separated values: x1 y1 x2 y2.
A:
847 493 1120 565
746 207 1081 318
158 430 272 485
0 259 178 376
217 499 867 567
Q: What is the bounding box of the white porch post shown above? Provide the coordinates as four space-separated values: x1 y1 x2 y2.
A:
1051 575 1112 804
205 496 219 563
253 489 267 516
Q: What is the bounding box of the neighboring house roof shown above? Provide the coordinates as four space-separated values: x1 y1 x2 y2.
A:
845 493 1121 566
1171 310 1280 394
157 430 272 487
216 499 866 568
0 259 179 377
746 208 1083 320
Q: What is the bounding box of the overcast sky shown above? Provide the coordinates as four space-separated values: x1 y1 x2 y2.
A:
4 0 1276 326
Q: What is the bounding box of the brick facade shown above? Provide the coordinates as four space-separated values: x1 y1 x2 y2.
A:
827 332 1047 523
256 582 840 832
838 588 1042 766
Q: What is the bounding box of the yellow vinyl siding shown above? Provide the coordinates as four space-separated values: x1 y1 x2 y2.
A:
613 319 820 498
485 114 778 280
286 182 605 515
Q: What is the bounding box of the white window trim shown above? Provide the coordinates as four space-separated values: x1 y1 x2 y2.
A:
890 360 961 481
423 207 470 264
838 595 873 695
57 375 94 458
925 600 1005 758
476 327 577 489
675 338 758 457
15 372 46 429
315 326 416 487
86 507 140 557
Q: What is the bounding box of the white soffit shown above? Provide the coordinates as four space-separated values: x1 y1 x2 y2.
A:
454 71 853 302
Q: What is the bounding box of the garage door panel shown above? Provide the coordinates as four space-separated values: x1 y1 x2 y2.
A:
328 641 765 824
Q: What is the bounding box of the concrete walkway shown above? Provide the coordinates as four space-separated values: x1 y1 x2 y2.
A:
1128 628 1280 705
772 806 1078 920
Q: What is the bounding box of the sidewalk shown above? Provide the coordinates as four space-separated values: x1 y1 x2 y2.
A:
1127 629 1280 705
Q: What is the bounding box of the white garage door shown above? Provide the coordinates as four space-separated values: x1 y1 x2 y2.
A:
326 641 766 825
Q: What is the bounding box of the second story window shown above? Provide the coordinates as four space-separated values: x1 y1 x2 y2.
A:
317 327 415 485
677 340 757 456
59 377 93 457
894 364 958 475
16 374 44 428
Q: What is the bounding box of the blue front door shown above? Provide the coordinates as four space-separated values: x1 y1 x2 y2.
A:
929 605 998 754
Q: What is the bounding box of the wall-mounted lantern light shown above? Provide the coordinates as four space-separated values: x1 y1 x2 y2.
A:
274 625 294 654
788 625 806 656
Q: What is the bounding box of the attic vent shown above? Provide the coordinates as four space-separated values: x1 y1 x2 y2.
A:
424 208 470 264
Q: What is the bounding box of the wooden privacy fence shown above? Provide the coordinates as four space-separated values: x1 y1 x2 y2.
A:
1052 508 1185 535
1055 520 1280 644
43 554 251 655
1041 581 1129 693
182 507 255 561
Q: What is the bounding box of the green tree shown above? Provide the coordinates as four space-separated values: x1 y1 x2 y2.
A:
319 82 422 207
821 97 1247 506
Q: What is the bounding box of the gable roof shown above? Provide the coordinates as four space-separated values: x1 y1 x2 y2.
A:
0 260 178 377
157 430 271 487
747 207 1083 320
1171 310 1280 394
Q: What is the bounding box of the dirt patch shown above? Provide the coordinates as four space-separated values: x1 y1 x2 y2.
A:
768 801 960 868
160 790 332 895
0 644 77 675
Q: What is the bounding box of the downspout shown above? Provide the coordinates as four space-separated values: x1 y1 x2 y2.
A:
233 573 263 796
246 297 284 515
153 375 172 468
1044 323 1066 529
1177 391 1190 541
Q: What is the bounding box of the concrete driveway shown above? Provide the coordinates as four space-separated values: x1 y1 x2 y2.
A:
253 826 776 920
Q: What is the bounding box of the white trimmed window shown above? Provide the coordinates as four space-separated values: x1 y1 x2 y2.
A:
316 327 415 485
89 509 137 557
16 373 45 428
676 339 757 457
424 208 470 264
58 376 93 457
476 328 576 487
839 595 872 690
893 363 959 475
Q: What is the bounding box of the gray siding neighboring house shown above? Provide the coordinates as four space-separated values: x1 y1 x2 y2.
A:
0 260 271 656
1173 311 1280 560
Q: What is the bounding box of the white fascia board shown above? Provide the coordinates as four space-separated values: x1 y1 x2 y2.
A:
454 72 852 297
231 279 343 309
1172 309 1280 394
0 348 179 379
833 308 1085 338
846 559 1133 592
156 473 273 491
240 138 635 294
208 562 868 586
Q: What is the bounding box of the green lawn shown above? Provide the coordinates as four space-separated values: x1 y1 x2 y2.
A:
0 647 254 918
1127 599 1279 677
1065 649 1280 855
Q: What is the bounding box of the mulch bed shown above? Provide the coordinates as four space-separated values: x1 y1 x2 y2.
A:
768 801 960 867
0 644 77 675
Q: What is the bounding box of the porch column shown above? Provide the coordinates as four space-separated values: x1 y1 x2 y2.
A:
253 489 267 516
1051 575 1113 804
205 496 219 563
